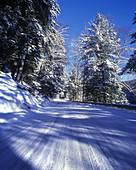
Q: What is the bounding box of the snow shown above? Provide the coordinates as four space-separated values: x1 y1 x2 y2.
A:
0 72 48 122
0 73 136 169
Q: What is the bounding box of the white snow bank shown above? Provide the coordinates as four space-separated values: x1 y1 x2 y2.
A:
0 72 48 123
53 98 68 102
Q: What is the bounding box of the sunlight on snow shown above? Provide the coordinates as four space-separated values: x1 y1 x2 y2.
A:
61 114 91 119
0 118 8 123
127 119 136 122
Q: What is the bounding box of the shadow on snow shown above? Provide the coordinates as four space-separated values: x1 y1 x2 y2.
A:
0 100 136 169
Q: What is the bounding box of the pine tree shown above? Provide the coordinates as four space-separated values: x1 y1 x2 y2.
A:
37 24 67 98
80 29 94 101
121 12 136 74
0 0 62 93
18 0 60 84
66 37 83 101
0 1 18 72
80 13 128 104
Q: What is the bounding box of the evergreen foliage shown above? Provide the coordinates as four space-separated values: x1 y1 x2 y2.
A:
0 0 67 98
79 13 128 103
0 1 133 102
67 38 82 101
121 12 136 74
37 25 67 98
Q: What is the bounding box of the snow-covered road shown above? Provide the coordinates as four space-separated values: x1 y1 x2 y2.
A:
0 101 136 170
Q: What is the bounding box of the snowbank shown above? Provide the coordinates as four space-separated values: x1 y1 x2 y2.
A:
0 72 48 123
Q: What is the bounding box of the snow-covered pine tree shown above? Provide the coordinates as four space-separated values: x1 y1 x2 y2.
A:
81 13 128 104
0 0 62 95
50 25 67 98
66 37 83 101
37 24 67 98
121 12 136 74
18 0 60 85
115 27 133 73
80 29 95 101
121 51 136 74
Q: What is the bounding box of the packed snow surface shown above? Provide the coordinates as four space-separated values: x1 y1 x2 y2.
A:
0 73 136 170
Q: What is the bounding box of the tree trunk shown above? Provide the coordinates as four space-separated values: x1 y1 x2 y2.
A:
1 57 7 72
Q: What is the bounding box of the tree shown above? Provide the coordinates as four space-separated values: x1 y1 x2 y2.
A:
0 1 18 72
0 0 67 98
17 0 60 84
121 12 136 75
66 37 83 101
0 0 60 76
80 13 128 103
37 24 67 98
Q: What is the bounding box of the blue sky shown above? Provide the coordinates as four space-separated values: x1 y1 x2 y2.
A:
57 0 136 39
57 0 136 81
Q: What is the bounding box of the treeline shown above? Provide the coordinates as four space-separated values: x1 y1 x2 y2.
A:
0 0 66 98
67 12 136 104
0 1 136 104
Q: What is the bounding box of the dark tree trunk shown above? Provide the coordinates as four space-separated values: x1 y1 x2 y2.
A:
1 57 7 72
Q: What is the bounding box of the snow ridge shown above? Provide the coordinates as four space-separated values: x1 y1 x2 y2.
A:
0 72 47 124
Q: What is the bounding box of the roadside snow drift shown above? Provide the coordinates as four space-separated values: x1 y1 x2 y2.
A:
0 72 47 124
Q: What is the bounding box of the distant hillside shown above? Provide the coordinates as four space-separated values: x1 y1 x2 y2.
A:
121 79 136 104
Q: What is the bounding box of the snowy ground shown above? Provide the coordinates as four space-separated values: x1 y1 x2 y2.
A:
0 73 136 170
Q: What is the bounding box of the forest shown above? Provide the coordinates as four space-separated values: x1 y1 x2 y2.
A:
0 0 136 104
